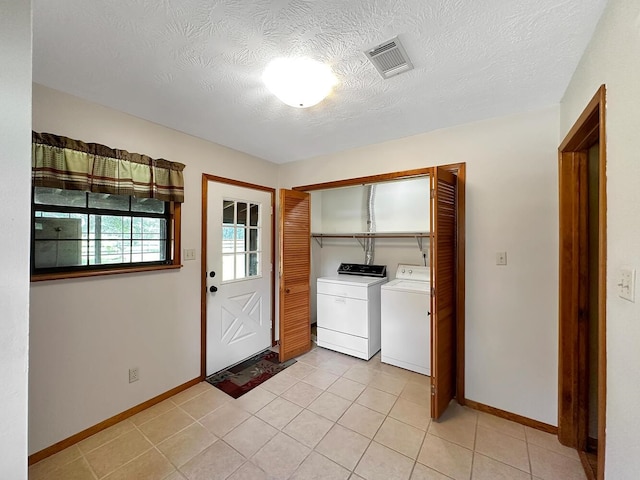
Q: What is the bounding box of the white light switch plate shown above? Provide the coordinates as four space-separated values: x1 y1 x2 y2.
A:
183 248 196 261
618 267 635 302
496 252 507 266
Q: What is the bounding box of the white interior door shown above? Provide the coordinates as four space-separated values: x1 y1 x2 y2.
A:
206 182 272 375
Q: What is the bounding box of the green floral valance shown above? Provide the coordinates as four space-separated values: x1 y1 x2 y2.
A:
32 132 185 203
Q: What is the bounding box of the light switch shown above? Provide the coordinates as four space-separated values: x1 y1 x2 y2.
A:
496 252 507 266
183 248 196 261
618 267 635 302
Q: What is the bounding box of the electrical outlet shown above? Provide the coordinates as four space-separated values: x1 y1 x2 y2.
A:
496 252 507 266
183 248 196 261
618 267 636 302
129 367 139 383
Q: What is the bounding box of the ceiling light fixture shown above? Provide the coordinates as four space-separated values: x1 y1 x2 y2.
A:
263 57 338 108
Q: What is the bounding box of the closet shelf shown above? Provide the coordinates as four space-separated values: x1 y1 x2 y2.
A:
310 232 430 250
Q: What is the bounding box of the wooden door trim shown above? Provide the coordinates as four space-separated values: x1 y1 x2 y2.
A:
292 163 466 404
560 87 604 152
292 168 433 191
558 85 606 480
200 174 277 379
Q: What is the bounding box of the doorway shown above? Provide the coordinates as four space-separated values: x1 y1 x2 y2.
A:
201 174 276 377
558 85 606 480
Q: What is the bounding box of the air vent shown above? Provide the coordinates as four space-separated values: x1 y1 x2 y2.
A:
364 36 414 79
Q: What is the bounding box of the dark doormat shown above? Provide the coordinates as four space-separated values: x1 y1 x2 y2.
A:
205 349 297 399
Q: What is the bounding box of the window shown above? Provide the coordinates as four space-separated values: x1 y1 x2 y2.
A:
31 131 185 279
221 200 262 282
32 187 179 276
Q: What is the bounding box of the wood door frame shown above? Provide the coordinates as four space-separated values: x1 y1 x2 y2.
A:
558 85 606 480
293 162 466 403
200 174 277 379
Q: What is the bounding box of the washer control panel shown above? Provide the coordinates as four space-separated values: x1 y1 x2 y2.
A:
395 264 430 282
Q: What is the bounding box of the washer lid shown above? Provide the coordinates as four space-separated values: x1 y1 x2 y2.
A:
383 279 431 293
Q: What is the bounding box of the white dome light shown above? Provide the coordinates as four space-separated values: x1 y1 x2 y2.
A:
263 57 338 108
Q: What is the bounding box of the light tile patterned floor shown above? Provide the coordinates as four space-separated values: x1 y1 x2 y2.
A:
29 346 587 480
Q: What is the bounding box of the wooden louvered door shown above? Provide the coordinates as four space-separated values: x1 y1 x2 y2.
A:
430 167 458 420
279 189 312 362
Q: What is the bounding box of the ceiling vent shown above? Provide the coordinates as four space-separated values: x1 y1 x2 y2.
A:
364 36 414 79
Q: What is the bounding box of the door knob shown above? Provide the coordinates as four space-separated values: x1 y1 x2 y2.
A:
209 285 218 293
285 288 291 294
209 271 216 278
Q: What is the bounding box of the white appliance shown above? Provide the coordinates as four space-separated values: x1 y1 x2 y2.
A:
381 264 431 375
317 263 387 360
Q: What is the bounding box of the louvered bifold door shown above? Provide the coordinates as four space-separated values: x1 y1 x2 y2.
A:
430 168 458 420
279 189 312 362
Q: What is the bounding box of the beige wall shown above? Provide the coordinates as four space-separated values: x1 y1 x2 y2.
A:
29 84 279 453
29 88 563 453
280 106 561 425
0 0 31 477
560 0 640 477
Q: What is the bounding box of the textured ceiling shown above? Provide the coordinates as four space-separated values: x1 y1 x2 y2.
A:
33 0 607 164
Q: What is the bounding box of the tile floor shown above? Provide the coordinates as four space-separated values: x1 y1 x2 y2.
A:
29 346 587 480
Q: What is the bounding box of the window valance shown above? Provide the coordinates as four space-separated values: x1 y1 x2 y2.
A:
32 132 185 203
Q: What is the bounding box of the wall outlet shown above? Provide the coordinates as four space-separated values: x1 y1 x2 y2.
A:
496 252 507 266
183 248 196 261
129 367 139 383
618 267 636 302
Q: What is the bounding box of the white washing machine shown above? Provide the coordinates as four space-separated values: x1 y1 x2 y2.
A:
381 264 431 375
317 263 387 360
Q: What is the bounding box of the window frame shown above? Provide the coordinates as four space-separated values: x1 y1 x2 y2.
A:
30 188 182 282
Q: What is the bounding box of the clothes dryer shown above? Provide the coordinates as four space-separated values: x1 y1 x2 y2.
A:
317 263 387 360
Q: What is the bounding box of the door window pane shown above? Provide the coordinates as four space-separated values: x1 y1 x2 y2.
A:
249 204 259 226
235 253 247 279
222 254 235 281
237 202 247 226
220 199 262 282
223 200 234 224
249 253 259 276
249 228 258 251
222 227 235 253
235 227 246 252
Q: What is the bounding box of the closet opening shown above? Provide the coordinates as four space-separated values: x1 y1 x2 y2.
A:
280 163 465 419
